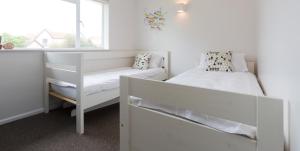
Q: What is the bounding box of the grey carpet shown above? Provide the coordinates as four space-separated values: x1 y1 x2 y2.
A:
0 104 119 151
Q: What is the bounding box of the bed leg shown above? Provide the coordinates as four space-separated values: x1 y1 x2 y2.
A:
76 105 84 134
257 97 284 151
120 76 130 151
44 80 49 113
71 109 76 117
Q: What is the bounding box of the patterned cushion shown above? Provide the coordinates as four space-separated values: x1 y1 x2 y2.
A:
133 53 152 70
205 51 233 72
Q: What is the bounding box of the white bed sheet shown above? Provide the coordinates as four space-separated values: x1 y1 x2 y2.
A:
132 68 264 139
167 68 264 96
51 67 167 99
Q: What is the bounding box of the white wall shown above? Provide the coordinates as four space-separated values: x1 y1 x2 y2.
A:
257 0 300 150
109 0 136 50
0 0 137 124
0 51 44 124
2 3 299 150
136 0 257 75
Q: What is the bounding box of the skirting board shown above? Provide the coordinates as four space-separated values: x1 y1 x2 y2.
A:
0 108 44 126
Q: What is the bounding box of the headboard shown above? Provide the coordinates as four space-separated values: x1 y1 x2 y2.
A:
82 50 138 72
45 50 170 85
82 50 170 75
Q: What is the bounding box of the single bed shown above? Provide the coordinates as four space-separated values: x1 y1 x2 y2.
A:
51 67 167 100
120 54 284 151
131 68 264 140
167 68 263 96
44 50 169 134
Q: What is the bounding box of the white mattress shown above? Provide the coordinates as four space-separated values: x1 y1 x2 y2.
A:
132 68 264 139
167 68 264 96
51 67 167 99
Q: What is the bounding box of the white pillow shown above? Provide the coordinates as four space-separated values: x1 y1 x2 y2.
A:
232 53 248 72
199 52 248 72
133 53 152 70
199 53 207 69
149 53 163 68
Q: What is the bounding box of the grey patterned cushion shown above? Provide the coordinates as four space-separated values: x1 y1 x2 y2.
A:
133 53 152 70
205 51 233 72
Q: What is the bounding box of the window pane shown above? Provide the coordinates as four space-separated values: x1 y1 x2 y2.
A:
80 0 104 48
0 0 76 48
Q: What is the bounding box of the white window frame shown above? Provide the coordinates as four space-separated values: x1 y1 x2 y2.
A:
76 0 109 50
6 0 109 51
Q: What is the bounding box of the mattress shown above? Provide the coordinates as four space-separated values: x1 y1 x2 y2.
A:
51 67 168 100
131 68 264 139
167 68 264 96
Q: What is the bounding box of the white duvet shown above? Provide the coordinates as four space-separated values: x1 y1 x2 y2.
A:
167 68 264 96
51 67 167 99
83 67 167 96
132 68 264 139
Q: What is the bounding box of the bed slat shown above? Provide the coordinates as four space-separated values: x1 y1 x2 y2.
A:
49 91 77 105
83 51 139 60
125 77 257 126
84 57 135 73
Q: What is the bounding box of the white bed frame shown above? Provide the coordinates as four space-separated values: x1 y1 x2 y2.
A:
120 63 284 151
44 50 169 134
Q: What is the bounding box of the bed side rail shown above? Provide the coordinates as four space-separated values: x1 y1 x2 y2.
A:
45 52 83 84
122 76 257 126
120 76 284 151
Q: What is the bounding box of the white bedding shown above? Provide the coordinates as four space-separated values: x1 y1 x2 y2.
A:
132 68 264 139
168 68 264 96
51 67 167 99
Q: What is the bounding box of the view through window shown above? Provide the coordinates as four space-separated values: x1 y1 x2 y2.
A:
0 0 107 49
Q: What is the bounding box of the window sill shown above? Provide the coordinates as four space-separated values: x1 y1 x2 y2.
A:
0 48 110 52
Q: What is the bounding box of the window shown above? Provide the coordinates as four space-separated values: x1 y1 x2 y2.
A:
0 0 108 49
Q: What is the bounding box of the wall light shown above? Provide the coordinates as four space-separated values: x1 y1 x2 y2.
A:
176 3 187 13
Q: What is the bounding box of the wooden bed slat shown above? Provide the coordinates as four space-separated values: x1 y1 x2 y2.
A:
125 77 257 126
49 91 77 105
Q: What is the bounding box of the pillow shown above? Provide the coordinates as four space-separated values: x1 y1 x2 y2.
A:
199 53 207 69
133 53 152 70
232 53 248 72
149 53 163 68
205 51 233 72
199 52 248 72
